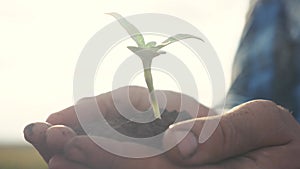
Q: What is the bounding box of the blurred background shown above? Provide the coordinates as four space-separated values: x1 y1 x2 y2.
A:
0 0 249 168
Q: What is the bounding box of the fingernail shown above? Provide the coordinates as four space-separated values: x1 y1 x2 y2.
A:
24 123 35 137
23 122 51 143
173 130 198 158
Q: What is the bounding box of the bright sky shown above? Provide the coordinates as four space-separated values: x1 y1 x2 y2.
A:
0 0 249 144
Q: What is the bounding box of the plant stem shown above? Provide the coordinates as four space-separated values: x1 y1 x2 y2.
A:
143 68 161 119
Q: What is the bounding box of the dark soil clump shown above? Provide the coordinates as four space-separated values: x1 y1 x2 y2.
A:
84 109 192 148
105 110 191 138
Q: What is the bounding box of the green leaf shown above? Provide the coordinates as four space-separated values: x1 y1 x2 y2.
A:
155 34 204 50
107 12 145 47
145 41 157 48
127 46 161 59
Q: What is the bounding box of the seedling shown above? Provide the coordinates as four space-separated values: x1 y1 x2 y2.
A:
107 13 204 119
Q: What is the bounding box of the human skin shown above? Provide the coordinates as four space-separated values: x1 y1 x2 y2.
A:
24 86 300 169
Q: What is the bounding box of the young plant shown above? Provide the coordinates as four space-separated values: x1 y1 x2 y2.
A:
107 13 204 119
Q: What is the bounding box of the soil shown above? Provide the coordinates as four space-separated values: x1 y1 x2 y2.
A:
84 110 192 148
104 110 191 138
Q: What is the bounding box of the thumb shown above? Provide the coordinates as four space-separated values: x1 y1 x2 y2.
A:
163 100 293 165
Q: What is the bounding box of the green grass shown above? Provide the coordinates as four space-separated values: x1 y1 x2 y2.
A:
0 145 47 169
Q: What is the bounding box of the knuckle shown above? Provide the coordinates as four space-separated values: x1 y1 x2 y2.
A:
247 99 277 109
242 99 280 117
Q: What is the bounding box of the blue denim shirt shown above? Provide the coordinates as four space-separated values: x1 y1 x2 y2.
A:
227 0 300 122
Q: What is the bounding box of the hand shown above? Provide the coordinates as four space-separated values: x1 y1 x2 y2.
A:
24 87 300 169
164 100 300 168
57 100 300 169
24 86 210 168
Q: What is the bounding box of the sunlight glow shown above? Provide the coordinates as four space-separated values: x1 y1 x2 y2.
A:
0 0 249 144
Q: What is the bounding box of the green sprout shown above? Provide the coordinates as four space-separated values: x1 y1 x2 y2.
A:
107 13 204 119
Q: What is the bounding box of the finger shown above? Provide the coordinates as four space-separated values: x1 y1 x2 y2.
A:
46 90 115 134
223 142 300 169
46 125 77 154
23 122 54 162
163 100 294 165
45 87 139 133
200 142 300 169
46 87 142 134
157 89 211 118
47 86 210 134
46 106 82 133
49 155 90 169
64 136 179 169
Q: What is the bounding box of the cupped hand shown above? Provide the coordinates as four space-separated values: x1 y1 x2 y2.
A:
57 100 300 169
23 86 209 168
24 87 300 169
163 100 300 168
